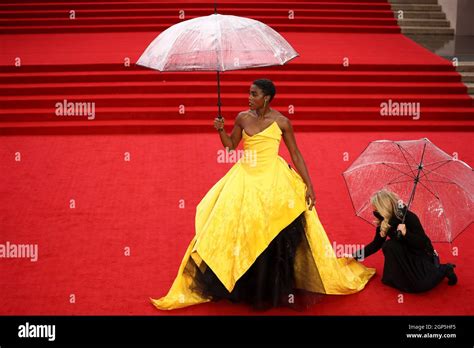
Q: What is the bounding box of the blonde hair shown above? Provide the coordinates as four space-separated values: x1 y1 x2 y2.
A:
370 189 404 237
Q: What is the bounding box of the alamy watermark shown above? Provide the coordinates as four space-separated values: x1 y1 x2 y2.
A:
0 241 38 262
326 241 365 261
380 99 421 120
18 322 55 341
55 99 95 120
217 149 257 167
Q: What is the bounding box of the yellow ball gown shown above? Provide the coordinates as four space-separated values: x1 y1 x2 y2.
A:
152 121 375 310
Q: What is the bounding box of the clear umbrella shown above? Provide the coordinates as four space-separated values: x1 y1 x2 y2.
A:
136 12 299 118
343 138 474 242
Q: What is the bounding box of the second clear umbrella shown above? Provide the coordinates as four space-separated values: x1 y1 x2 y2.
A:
343 138 474 243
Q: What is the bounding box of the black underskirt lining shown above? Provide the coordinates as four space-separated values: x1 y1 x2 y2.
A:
186 212 323 311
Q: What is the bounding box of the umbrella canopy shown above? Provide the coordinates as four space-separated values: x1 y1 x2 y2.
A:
343 138 474 243
136 13 299 72
136 13 299 117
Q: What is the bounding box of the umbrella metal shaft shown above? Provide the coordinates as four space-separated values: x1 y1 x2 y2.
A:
217 71 222 119
402 143 428 224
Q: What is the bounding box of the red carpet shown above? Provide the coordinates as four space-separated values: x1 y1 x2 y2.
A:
0 0 473 316
0 131 472 315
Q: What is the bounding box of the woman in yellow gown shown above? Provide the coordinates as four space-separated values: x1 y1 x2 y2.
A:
151 79 375 310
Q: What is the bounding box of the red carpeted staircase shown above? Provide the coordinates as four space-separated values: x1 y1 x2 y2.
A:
0 0 400 34
0 62 473 134
0 0 473 135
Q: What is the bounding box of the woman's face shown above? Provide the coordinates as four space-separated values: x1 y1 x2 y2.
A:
248 84 268 110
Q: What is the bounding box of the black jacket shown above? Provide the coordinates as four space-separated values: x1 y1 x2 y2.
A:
354 207 435 260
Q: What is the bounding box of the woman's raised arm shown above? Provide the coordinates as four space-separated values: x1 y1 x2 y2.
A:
214 113 244 151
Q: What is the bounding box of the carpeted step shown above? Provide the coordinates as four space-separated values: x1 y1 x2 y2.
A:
0 2 394 12
0 16 399 27
2 93 472 109
0 9 397 19
1 63 456 73
3 118 472 136
1 106 472 122
0 23 402 34
1 81 468 96
0 70 462 84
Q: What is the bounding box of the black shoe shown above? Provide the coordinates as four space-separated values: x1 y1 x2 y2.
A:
446 263 457 286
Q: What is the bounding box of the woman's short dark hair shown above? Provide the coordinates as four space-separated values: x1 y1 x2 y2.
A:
253 79 276 102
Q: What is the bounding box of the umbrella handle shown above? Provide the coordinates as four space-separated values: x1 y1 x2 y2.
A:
217 71 222 119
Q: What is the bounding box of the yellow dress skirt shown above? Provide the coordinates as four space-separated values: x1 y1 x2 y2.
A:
152 121 375 310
